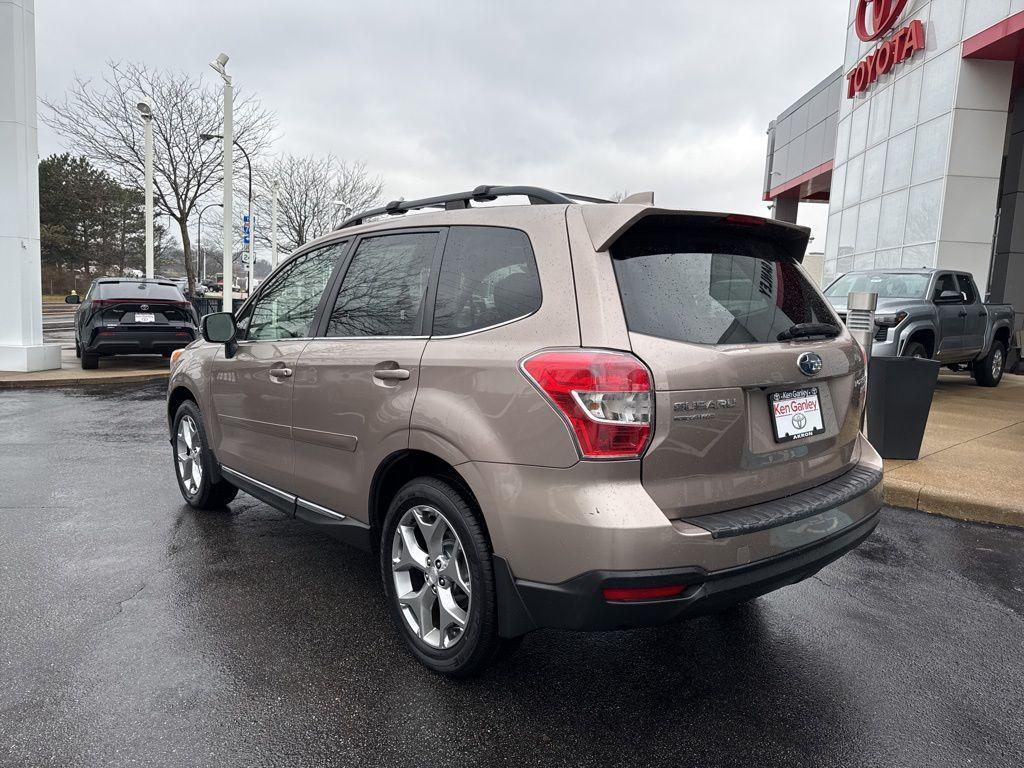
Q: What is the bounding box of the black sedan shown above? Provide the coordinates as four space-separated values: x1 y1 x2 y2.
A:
66 279 199 369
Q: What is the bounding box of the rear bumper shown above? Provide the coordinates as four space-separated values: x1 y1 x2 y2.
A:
85 327 195 355
494 508 879 635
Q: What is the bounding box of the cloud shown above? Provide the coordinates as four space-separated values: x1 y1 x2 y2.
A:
35 0 845 244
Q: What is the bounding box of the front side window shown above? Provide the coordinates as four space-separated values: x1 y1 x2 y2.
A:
957 274 977 304
432 226 542 335
612 223 835 345
933 273 958 301
241 243 344 341
325 232 437 337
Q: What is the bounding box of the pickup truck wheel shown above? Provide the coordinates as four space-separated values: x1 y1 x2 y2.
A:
975 342 1005 387
903 341 928 359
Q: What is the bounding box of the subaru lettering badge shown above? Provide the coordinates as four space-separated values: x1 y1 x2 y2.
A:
798 352 823 377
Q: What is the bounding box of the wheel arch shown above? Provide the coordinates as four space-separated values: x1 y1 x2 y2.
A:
903 326 935 358
167 384 199 433
368 449 489 555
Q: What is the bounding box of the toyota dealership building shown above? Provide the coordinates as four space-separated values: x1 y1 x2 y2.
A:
765 0 1024 313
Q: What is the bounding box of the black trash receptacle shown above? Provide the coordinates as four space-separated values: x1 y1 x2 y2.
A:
866 356 941 460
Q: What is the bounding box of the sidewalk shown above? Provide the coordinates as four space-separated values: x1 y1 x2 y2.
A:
0 347 169 388
884 372 1024 526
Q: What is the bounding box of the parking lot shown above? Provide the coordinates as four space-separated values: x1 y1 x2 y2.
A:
2 382 1022 768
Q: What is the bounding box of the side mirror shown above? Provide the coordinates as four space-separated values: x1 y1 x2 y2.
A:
936 290 962 304
65 294 80 305
200 312 238 358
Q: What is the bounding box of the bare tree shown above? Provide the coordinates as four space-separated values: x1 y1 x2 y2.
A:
255 154 384 255
42 61 276 294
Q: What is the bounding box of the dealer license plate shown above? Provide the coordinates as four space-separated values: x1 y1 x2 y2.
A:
134 312 155 323
769 387 825 443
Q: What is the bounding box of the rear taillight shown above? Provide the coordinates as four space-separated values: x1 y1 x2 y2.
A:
603 584 686 602
521 349 653 459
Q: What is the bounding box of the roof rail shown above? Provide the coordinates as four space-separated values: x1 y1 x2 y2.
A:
335 185 608 230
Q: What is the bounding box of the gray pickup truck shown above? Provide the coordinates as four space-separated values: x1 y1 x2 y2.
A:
823 268 1016 387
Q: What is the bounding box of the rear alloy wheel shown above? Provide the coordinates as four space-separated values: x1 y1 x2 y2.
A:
975 342 1005 388
381 477 515 677
171 400 238 509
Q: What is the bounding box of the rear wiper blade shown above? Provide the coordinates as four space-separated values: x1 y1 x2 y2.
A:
777 323 842 341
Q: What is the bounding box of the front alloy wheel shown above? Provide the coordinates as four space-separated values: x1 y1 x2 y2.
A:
176 415 203 496
391 504 472 649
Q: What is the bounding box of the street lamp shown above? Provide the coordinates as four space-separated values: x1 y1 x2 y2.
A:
136 99 154 279
209 53 233 311
332 199 352 228
201 132 253 294
197 202 223 283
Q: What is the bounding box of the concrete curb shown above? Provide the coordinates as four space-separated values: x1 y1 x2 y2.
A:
0 371 169 389
884 476 1024 528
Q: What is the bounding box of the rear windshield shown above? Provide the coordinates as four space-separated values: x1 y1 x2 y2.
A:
611 224 835 345
824 272 929 299
95 281 184 301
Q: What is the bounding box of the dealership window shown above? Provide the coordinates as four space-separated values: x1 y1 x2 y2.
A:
884 128 915 192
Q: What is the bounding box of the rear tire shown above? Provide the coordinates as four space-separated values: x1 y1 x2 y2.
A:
380 476 515 677
171 399 238 509
81 351 98 370
75 341 81 359
902 341 928 359
975 341 1006 387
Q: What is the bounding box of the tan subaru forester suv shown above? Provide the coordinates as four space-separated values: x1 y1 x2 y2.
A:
167 185 882 676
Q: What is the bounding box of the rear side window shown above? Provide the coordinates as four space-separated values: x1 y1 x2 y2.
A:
325 232 437 337
96 282 184 301
611 223 835 345
432 226 541 335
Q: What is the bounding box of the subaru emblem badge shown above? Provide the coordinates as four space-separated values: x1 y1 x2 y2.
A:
798 352 823 377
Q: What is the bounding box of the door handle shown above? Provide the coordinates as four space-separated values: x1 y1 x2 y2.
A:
979 310 988 317
373 368 410 381
269 367 293 379
958 310 968 317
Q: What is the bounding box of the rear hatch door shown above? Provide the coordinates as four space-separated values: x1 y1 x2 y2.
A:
607 213 866 519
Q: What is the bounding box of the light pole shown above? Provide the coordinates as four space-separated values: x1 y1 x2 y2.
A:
136 99 154 279
270 178 280 269
201 132 253 295
332 199 352 229
197 202 222 282
209 53 233 311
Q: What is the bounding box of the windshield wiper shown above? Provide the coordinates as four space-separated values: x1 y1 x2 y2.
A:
777 322 842 341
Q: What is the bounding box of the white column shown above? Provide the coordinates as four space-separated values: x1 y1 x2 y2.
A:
220 78 233 312
143 115 154 278
0 0 60 371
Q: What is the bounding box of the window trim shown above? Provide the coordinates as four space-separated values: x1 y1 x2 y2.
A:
313 226 448 339
425 224 544 339
235 237 353 342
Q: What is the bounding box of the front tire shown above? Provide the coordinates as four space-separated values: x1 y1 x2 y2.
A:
380 477 513 677
171 399 238 509
903 341 928 359
975 341 1006 387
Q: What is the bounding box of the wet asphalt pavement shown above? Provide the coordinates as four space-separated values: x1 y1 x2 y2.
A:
2 382 1023 768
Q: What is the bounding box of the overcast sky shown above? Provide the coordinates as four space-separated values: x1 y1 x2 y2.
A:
36 0 847 247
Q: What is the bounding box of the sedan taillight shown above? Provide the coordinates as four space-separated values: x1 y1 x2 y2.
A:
521 349 653 459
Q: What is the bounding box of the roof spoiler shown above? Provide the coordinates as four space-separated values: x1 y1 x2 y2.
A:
579 206 812 262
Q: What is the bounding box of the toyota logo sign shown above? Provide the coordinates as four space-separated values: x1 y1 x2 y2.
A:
855 0 908 42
